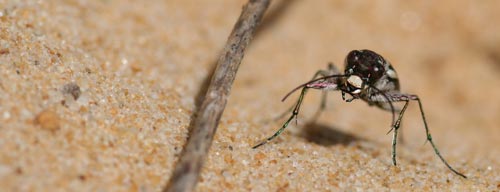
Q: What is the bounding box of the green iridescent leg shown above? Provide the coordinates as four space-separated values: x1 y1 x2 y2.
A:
387 93 467 178
253 87 308 148
391 100 409 166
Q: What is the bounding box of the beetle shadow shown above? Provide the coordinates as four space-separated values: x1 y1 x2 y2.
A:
299 121 362 146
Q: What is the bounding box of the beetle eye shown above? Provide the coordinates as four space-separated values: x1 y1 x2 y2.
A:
346 68 354 75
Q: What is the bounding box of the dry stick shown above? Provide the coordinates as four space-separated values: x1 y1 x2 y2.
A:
163 1 270 192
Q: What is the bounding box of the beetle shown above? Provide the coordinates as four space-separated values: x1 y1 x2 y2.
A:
253 49 466 178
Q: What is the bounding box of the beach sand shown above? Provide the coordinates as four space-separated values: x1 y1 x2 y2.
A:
1 0 499 191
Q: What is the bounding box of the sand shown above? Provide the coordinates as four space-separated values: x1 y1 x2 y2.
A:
0 0 499 191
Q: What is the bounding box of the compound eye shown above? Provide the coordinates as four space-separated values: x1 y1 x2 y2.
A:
347 68 354 75
347 75 363 89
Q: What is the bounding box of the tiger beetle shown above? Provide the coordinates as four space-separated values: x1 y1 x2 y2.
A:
253 49 467 178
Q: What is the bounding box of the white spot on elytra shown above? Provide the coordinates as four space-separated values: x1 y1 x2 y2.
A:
386 69 398 79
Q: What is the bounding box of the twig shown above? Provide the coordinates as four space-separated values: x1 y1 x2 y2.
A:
163 1 271 191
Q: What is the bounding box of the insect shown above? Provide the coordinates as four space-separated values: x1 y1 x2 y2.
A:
252 49 467 178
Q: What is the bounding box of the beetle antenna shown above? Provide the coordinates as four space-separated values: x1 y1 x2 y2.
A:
281 74 347 102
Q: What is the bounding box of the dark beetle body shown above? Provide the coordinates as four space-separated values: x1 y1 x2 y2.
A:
253 49 467 178
343 50 401 112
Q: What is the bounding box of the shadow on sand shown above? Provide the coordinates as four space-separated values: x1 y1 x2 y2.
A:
299 121 363 146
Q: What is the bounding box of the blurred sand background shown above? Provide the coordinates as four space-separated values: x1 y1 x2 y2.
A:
0 0 499 191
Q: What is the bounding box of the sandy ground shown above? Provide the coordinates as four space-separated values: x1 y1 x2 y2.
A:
0 0 499 191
